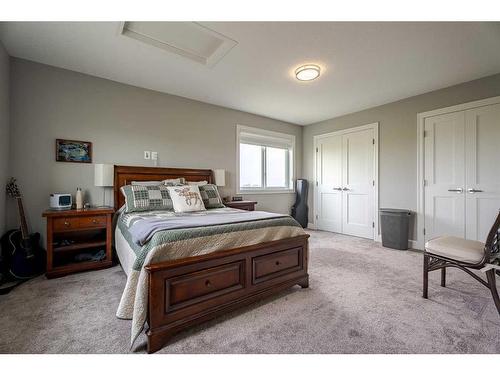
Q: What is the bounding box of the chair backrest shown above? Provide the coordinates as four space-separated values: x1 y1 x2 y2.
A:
484 210 500 261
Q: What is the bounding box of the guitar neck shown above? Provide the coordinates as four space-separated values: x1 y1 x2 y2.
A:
17 197 30 240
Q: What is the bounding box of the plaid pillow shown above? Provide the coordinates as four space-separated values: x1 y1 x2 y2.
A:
121 184 175 213
198 184 225 209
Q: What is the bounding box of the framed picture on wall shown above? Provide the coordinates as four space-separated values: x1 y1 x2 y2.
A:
55 139 92 163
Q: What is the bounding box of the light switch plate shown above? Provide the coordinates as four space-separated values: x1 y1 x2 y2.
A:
151 151 158 160
144 151 151 159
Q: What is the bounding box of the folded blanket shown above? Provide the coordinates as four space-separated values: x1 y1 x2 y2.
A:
129 210 286 246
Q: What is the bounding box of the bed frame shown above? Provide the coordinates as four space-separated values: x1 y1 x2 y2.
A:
114 165 310 353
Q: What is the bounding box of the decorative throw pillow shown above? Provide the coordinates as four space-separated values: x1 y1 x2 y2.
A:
198 184 225 209
121 184 174 213
167 185 206 213
163 178 185 185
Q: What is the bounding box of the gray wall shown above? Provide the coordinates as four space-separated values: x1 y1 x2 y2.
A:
0 42 9 234
303 73 500 240
7 56 500 246
8 58 302 240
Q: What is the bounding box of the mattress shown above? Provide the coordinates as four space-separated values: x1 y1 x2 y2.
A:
114 226 136 277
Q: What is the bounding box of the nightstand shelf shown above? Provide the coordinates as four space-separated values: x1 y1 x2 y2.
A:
48 259 112 279
53 240 107 253
42 208 114 278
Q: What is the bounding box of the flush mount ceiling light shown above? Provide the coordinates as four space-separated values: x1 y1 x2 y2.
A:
295 64 321 81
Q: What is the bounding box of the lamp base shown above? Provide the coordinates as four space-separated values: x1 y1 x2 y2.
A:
100 187 109 208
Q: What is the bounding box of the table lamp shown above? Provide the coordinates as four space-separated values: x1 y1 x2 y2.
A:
94 164 113 208
214 169 226 187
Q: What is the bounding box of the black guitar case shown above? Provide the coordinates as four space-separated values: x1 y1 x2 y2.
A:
291 179 308 228
0 229 45 295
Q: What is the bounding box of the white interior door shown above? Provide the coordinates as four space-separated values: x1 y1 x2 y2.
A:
316 135 343 232
341 128 375 239
424 112 466 240
465 103 500 242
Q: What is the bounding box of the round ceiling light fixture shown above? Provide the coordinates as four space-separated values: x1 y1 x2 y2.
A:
295 64 321 81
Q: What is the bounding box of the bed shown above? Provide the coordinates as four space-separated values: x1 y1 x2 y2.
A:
113 165 310 353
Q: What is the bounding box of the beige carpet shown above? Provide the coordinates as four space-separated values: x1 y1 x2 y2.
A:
0 230 499 354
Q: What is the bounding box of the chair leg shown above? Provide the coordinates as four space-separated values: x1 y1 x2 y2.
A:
441 267 446 287
423 253 429 299
486 269 500 315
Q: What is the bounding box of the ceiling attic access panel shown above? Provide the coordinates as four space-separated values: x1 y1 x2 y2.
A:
119 21 237 67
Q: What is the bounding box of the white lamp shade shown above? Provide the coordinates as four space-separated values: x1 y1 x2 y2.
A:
214 169 226 187
94 164 114 187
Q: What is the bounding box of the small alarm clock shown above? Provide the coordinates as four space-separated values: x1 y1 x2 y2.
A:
49 193 72 210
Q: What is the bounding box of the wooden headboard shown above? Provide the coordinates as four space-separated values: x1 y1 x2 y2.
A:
113 165 213 210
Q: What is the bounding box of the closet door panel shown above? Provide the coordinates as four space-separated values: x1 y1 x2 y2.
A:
341 128 374 239
465 103 500 242
424 112 465 240
316 135 342 232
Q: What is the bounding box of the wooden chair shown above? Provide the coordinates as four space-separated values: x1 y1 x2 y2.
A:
423 211 500 315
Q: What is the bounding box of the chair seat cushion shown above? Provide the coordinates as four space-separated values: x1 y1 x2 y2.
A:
425 236 485 263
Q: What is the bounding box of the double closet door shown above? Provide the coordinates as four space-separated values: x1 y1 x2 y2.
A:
424 102 500 242
315 126 376 239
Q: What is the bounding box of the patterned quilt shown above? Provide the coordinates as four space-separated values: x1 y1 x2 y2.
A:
115 207 306 348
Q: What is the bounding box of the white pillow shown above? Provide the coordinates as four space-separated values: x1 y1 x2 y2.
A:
131 181 162 186
187 180 208 186
167 185 206 212
163 178 185 185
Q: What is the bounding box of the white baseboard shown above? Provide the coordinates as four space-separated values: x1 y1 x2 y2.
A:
307 222 316 230
409 240 423 250
378 235 420 250
310 228 421 249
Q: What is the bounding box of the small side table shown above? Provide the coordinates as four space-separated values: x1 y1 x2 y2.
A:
224 200 257 211
42 208 114 278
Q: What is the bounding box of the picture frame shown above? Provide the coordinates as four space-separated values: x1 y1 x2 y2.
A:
55 139 92 163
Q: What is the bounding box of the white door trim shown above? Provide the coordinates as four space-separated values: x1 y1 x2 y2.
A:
313 122 379 241
416 95 500 250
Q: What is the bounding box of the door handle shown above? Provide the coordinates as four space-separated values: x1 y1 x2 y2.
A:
447 188 463 193
467 188 483 193
333 187 342 191
342 187 350 191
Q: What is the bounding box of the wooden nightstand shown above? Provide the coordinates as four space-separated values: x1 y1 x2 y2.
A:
224 200 257 211
42 208 114 278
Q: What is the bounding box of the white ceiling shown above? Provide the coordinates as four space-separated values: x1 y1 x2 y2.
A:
1 22 500 125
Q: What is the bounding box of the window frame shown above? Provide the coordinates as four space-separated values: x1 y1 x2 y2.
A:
236 125 296 194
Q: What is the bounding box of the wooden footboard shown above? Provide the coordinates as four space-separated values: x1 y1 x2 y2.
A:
144 234 310 353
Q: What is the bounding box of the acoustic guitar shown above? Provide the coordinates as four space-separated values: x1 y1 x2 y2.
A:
0 178 46 285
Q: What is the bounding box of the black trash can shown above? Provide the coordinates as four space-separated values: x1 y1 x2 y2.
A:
379 208 412 250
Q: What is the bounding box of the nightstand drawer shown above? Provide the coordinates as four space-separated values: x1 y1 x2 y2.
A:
79 215 107 229
53 217 80 232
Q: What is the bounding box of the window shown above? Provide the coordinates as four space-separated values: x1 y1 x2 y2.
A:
237 125 295 193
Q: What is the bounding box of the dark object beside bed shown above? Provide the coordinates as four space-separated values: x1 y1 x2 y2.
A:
114 165 310 353
291 179 308 228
